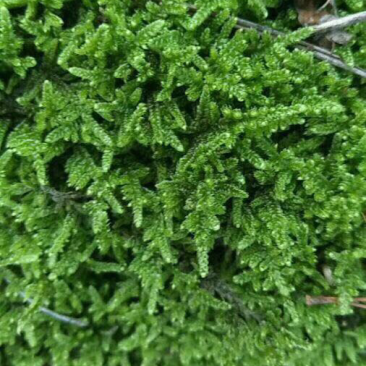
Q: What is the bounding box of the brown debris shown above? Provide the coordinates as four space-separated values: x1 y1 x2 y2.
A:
294 0 352 47
295 0 329 26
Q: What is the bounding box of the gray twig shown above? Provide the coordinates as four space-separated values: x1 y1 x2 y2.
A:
313 11 366 33
4 278 88 328
235 15 366 78
317 0 338 16
187 4 366 78
236 17 340 58
306 50 366 78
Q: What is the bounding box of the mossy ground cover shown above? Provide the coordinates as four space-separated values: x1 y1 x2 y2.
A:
0 1 365 365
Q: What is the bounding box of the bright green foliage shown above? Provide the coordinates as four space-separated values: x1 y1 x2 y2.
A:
0 6 36 78
0 0 366 365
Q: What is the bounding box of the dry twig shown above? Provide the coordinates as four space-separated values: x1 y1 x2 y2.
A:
188 4 366 78
317 0 338 16
306 295 366 309
235 16 366 78
313 11 366 33
4 278 88 327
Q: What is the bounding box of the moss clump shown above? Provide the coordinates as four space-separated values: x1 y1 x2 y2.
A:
0 1 365 365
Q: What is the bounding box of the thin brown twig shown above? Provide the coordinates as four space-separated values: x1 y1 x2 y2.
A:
351 297 366 301
187 4 366 78
306 295 338 305
306 295 366 309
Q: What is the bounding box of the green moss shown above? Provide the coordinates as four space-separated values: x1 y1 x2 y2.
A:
0 1 365 365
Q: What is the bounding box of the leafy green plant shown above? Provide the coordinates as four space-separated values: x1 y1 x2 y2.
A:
0 1 365 365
